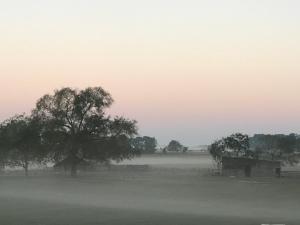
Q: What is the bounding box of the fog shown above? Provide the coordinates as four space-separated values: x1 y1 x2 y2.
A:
0 153 299 225
118 152 213 169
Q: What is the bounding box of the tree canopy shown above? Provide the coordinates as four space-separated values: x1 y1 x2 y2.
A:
250 133 300 164
209 133 250 163
33 87 139 176
166 140 186 152
131 136 157 154
0 114 44 175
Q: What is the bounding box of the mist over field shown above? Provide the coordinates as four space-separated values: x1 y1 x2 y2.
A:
0 153 298 225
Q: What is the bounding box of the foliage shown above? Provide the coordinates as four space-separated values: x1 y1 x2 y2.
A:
0 114 44 175
209 133 250 162
33 87 139 176
209 139 225 164
0 122 10 170
250 133 300 164
131 136 157 154
166 140 185 152
224 133 250 157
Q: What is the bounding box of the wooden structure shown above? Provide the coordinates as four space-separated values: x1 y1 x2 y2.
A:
222 157 281 177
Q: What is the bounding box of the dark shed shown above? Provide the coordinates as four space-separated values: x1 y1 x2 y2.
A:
222 157 281 177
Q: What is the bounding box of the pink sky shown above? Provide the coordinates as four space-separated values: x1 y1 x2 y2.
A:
1 1 300 145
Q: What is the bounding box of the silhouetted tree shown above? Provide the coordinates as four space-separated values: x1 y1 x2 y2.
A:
183 146 188 153
277 134 297 154
33 87 139 176
0 123 10 171
143 136 157 153
224 133 250 157
131 136 157 154
250 133 299 164
209 133 250 164
0 114 44 176
162 147 167 154
209 139 225 165
166 140 184 152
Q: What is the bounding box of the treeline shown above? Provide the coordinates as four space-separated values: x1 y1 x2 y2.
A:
209 133 300 165
250 133 300 164
130 137 187 154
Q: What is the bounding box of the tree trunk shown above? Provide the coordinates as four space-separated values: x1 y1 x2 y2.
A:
0 161 5 173
23 154 29 176
70 161 77 177
24 163 29 176
70 144 80 177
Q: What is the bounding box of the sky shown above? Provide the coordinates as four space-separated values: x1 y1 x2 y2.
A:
1 0 300 146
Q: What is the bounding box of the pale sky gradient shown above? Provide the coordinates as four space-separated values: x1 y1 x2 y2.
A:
1 0 300 145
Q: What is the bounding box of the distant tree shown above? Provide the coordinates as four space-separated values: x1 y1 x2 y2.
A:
277 134 297 154
166 140 184 152
183 146 188 153
224 133 250 157
0 123 10 171
162 147 167 154
131 137 144 152
143 136 157 153
276 134 298 164
250 133 299 164
252 146 263 160
209 133 250 165
0 114 44 176
33 87 139 176
209 139 225 167
251 134 281 160
131 136 157 154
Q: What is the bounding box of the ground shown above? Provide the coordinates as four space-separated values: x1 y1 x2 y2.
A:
0 153 299 225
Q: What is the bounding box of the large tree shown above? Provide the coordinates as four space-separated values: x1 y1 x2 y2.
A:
0 114 44 176
33 87 139 176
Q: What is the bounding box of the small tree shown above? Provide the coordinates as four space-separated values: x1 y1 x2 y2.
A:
209 139 225 169
131 136 157 154
277 134 298 164
33 87 139 176
209 133 250 167
224 133 250 157
166 140 184 152
0 123 10 171
209 139 225 160
183 147 188 153
0 114 44 176
277 134 297 154
143 136 157 153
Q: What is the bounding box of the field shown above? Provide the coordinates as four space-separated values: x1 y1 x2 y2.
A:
0 153 299 225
